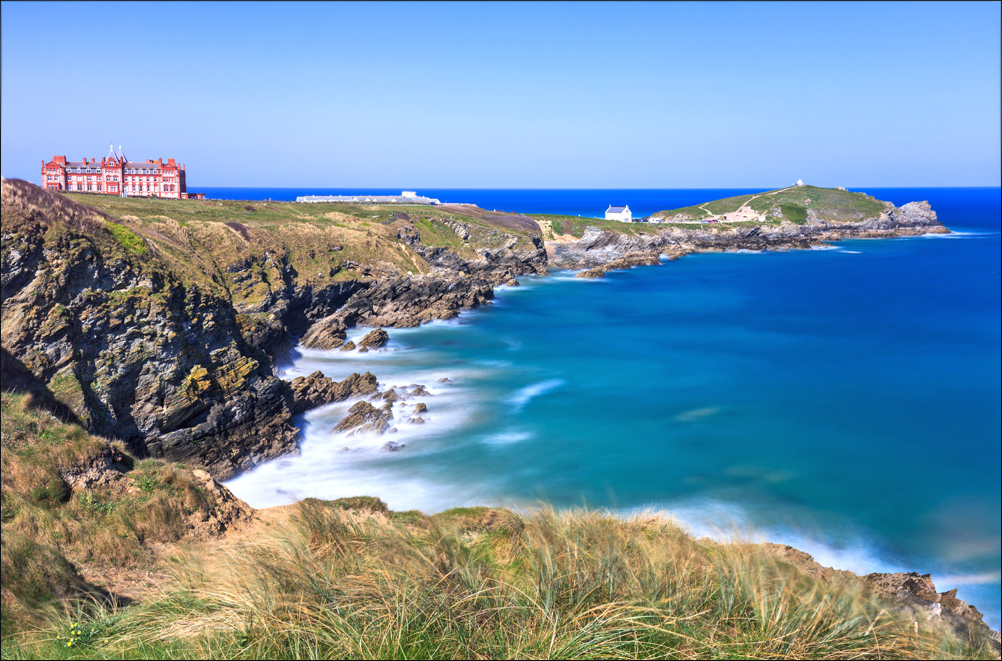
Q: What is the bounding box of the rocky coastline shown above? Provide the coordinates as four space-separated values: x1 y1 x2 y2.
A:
0 180 949 478
5 179 1000 651
551 200 945 271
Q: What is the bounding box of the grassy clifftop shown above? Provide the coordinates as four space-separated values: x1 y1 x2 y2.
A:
2 392 996 660
42 190 540 311
658 185 893 225
521 187 897 240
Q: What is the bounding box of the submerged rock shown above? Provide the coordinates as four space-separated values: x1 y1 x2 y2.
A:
414 402 427 414
381 441 405 452
339 340 356 352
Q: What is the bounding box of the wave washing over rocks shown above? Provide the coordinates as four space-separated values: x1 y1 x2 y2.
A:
225 321 507 509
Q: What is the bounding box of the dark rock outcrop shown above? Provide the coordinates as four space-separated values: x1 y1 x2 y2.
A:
332 400 393 436
358 328 388 349
299 315 346 349
575 250 665 279
301 274 495 336
289 370 378 413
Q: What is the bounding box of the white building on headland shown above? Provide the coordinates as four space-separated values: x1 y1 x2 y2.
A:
796 179 805 187
297 190 440 205
605 205 632 222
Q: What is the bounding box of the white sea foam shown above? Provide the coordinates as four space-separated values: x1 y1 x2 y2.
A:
226 319 500 511
509 379 564 412
483 430 533 445
809 245 838 251
675 406 721 422
914 230 999 239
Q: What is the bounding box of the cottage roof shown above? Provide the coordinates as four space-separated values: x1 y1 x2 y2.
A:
607 206 628 213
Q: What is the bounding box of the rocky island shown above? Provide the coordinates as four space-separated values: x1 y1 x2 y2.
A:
4 178 998 657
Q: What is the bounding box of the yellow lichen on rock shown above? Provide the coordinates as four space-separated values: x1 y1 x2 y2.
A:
213 356 258 396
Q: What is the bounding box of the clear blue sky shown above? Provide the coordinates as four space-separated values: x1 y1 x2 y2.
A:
2 1 999 187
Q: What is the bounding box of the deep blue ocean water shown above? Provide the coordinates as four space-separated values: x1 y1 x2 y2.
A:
224 187 1001 626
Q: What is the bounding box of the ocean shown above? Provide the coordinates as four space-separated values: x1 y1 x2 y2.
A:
222 187 1001 627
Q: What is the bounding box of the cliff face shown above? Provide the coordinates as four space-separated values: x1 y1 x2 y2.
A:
1 180 300 478
550 201 946 270
1 180 546 478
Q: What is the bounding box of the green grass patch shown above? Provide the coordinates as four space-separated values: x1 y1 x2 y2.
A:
780 203 808 224
103 222 147 255
658 186 893 224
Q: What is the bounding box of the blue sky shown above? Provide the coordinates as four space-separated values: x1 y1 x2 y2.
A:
2 1 999 187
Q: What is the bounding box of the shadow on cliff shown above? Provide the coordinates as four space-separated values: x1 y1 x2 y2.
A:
0 345 83 426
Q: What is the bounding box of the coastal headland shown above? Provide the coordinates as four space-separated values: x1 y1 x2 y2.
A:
2 178 997 656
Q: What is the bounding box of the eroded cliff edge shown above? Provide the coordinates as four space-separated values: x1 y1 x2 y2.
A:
1 180 545 478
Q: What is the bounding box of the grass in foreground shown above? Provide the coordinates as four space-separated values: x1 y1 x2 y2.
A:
4 496 994 659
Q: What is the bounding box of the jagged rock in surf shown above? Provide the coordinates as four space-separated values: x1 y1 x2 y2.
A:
300 314 347 349
358 328 389 349
333 400 393 436
289 371 379 413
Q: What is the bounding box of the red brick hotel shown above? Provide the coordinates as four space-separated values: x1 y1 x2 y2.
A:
41 146 200 199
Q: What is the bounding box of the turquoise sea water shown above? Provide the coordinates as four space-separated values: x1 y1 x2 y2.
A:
226 188 1001 626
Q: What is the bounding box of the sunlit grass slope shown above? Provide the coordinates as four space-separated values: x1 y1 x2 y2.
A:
2 390 994 660
658 186 892 225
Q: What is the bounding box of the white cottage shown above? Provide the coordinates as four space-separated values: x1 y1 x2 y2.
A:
605 205 632 222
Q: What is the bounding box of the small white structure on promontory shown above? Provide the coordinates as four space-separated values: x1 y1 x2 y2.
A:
605 205 632 222
796 179 805 187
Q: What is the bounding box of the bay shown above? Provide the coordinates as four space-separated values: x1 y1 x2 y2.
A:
225 187 1001 626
